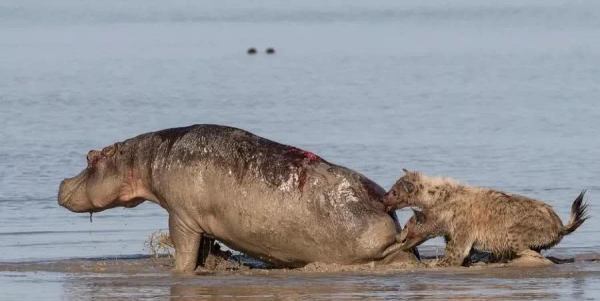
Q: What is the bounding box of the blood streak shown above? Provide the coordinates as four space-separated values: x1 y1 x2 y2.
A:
284 146 320 192
286 147 320 163
302 151 319 162
298 169 308 192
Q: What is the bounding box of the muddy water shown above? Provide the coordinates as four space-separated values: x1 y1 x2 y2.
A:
1 0 600 299
2 255 600 300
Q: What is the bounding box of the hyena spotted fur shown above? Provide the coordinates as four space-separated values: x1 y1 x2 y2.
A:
383 169 589 267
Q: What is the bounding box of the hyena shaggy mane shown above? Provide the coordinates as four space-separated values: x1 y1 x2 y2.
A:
385 169 589 267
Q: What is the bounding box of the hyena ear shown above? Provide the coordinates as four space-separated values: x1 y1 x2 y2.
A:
412 209 426 224
402 168 409 174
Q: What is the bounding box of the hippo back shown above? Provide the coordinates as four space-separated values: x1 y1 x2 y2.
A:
127 125 397 265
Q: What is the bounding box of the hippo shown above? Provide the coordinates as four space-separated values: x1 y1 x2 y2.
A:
58 125 416 272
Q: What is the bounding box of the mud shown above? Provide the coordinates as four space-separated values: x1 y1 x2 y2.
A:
2 251 600 300
2 247 598 275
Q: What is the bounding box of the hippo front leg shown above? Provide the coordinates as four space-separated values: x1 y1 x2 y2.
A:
169 214 201 273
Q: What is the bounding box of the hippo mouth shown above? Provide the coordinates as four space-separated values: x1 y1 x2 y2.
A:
57 175 100 213
58 177 82 210
59 177 146 213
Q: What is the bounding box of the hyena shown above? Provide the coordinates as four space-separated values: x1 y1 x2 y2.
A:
384 169 589 267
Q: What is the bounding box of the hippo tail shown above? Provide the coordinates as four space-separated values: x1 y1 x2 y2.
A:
560 190 589 236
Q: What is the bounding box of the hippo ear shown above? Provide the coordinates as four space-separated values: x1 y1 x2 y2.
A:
101 144 117 157
412 209 426 224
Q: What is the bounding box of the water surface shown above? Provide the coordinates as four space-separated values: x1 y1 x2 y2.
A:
1 0 599 299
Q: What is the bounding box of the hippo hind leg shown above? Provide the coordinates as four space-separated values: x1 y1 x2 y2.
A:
358 218 419 266
375 242 420 266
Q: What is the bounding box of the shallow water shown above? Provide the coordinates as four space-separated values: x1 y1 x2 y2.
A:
3 258 600 300
1 0 600 299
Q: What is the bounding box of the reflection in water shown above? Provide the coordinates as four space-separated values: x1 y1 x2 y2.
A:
54 264 600 300
571 276 586 301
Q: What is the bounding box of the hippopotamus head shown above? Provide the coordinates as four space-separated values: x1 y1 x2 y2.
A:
383 169 425 211
58 143 148 213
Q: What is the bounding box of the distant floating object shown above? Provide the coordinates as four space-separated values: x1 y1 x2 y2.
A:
266 48 275 54
247 48 257 55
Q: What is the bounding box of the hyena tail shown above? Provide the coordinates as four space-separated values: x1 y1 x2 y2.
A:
560 190 589 236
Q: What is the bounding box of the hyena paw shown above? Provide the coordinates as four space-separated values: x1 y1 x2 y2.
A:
434 257 461 267
433 259 451 267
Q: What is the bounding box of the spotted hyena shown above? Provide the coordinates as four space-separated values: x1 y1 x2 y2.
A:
384 169 589 267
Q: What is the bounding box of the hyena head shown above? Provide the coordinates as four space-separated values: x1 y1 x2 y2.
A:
384 169 428 210
384 169 458 210
398 209 439 250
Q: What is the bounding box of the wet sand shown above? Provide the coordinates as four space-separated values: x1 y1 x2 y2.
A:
2 250 600 300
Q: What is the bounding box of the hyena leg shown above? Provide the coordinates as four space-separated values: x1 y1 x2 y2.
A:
437 235 473 267
510 249 554 267
507 232 553 267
